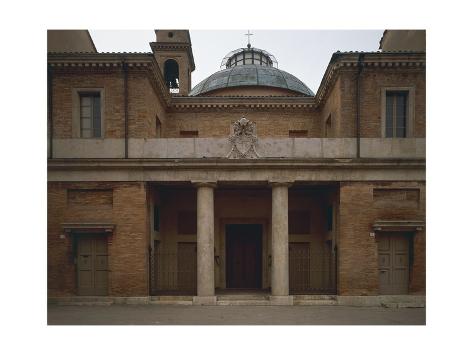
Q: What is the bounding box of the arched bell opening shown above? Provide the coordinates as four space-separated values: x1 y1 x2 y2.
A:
164 59 180 93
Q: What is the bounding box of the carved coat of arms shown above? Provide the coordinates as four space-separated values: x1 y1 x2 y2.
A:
227 117 260 159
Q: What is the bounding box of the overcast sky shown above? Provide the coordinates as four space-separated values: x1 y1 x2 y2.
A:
90 30 383 94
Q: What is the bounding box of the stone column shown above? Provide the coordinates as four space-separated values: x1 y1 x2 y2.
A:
193 182 217 305
270 181 293 305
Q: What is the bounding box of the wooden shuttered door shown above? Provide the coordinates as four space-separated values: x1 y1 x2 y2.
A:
177 242 197 293
77 235 108 296
289 242 310 293
378 233 410 295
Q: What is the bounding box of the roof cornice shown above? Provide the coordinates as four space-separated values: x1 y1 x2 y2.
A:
170 96 317 111
315 51 426 106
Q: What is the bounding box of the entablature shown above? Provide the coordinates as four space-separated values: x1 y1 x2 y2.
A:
47 157 426 183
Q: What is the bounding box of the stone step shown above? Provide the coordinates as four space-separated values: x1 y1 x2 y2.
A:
112 297 149 305
150 296 194 302
149 300 193 306
293 295 337 301
50 296 113 303
217 295 269 301
294 300 338 306
56 301 113 306
381 302 425 309
216 299 270 306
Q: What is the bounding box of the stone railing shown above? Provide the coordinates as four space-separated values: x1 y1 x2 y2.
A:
51 138 425 159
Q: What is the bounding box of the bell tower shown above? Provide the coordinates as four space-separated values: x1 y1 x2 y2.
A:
150 30 195 96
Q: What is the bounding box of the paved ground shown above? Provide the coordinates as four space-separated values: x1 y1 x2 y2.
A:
48 305 425 325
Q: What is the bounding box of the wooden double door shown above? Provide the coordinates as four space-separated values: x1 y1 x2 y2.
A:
378 232 410 294
226 224 263 289
77 235 108 296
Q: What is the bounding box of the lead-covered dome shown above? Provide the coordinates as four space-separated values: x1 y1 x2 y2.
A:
189 46 314 97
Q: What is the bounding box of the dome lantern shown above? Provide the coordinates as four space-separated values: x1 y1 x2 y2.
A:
220 47 278 69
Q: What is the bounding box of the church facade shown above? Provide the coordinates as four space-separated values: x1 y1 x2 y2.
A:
47 30 425 305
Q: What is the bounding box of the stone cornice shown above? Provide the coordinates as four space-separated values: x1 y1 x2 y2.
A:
48 158 425 170
372 220 425 232
315 51 426 106
170 96 317 111
47 52 172 106
62 223 115 234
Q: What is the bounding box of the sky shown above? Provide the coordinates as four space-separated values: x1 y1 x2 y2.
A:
90 30 384 94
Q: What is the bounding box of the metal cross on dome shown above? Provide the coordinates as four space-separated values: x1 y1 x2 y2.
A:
245 30 253 48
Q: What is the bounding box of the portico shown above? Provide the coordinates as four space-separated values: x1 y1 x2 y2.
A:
148 181 339 304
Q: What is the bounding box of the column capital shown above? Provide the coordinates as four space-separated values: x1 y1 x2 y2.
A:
269 180 293 188
192 181 217 188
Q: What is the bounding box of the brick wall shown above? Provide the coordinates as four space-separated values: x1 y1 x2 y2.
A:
128 71 168 138
338 181 426 295
319 76 342 137
52 71 125 138
360 69 426 138
51 65 425 140
165 109 320 138
318 67 426 138
52 69 167 140
47 182 149 297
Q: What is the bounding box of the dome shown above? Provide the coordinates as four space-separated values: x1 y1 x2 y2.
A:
189 45 314 97
189 64 315 96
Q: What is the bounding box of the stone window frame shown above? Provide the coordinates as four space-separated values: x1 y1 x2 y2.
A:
72 88 105 139
380 86 415 138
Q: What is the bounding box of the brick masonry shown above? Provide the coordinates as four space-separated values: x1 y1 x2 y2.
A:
48 182 149 297
51 66 425 140
48 47 426 297
338 181 426 295
165 109 319 138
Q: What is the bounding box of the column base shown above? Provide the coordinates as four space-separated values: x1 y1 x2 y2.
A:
269 296 294 306
193 296 217 305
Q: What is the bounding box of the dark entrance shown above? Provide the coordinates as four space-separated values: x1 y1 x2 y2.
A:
225 224 263 289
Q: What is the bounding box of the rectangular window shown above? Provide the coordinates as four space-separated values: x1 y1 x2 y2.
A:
80 93 101 138
385 91 408 138
289 130 308 138
156 115 162 138
325 114 332 137
180 130 198 138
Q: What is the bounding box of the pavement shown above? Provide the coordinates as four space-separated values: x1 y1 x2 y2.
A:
47 304 425 325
